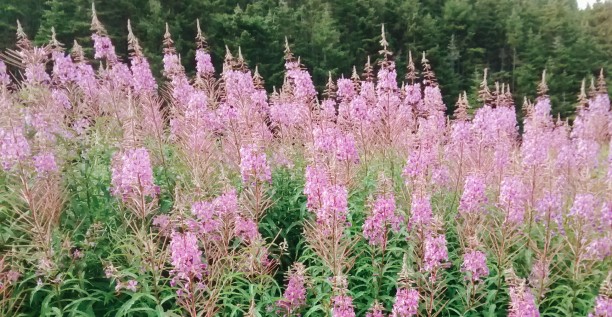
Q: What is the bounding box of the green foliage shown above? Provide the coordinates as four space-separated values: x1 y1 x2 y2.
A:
1 0 609 116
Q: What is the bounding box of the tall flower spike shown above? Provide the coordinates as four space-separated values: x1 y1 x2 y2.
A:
421 52 437 86
493 82 501 107
284 36 294 62
71 40 85 63
537 70 548 97
324 72 337 99
588 77 597 98
127 19 143 57
195 19 208 50
16 20 32 51
454 92 469 121
588 273 612 317
405 51 417 84
597 68 607 94
363 56 374 82
163 23 175 54
90 3 106 34
366 301 385 317
253 66 264 89
522 96 534 118
578 79 588 110
223 45 235 70
49 27 64 52
379 24 392 64
478 69 492 104
236 46 247 71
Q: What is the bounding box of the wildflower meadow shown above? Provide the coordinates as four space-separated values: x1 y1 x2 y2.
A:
0 6 611 317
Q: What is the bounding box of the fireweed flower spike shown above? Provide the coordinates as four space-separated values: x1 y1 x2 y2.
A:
276 262 307 315
461 250 489 282
366 301 385 317
362 192 402 247
239 145 272 185
391 288 419 317
110 147 159 209
458 175 487 216
331 294 356 317
507 270 540 317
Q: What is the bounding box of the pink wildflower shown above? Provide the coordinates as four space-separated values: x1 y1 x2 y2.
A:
110 147 159 201
331 295 355 317
169 231 205 284
423 233 448 272
459 175 487 215
589 294 612 317
461 250 489 281
33 152 58 175
0 127 30 171
363 193 402 247
409 194 432 228
508 283 540 317
240 145 272 184
499 176 527 224
391 288 419 317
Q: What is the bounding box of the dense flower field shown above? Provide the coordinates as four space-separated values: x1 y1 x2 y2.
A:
0 8 611 317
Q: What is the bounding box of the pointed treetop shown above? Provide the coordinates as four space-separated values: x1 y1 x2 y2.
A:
163 23 175 54
90 3 106 34
127 20 143 57
49 27 64 52
578 79 588 110
195 19 208 50
16 20 31 50
362 55 374 82
71 40 85 63
323 71 337 100
405 50 417 84
421 51 437 86
597 68 607 94
283 36 294 62
537 69 548 96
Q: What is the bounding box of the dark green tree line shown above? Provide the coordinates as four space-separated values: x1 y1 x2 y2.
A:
1 0 610 116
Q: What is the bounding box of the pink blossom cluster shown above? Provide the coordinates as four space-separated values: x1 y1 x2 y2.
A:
331 295 356 317
365 302 385 317
461 250 489 281
240 145 272 184
459 175 487 215
312 126 359 164
409 194 433 228
423 233 448 272
110 147 159 201
0 126 30 171
169 231 205 285
276 264 307 315
499 176 527 224
589 294 612 317
362 193 402 247
391 288 419 317
508 283 540 317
